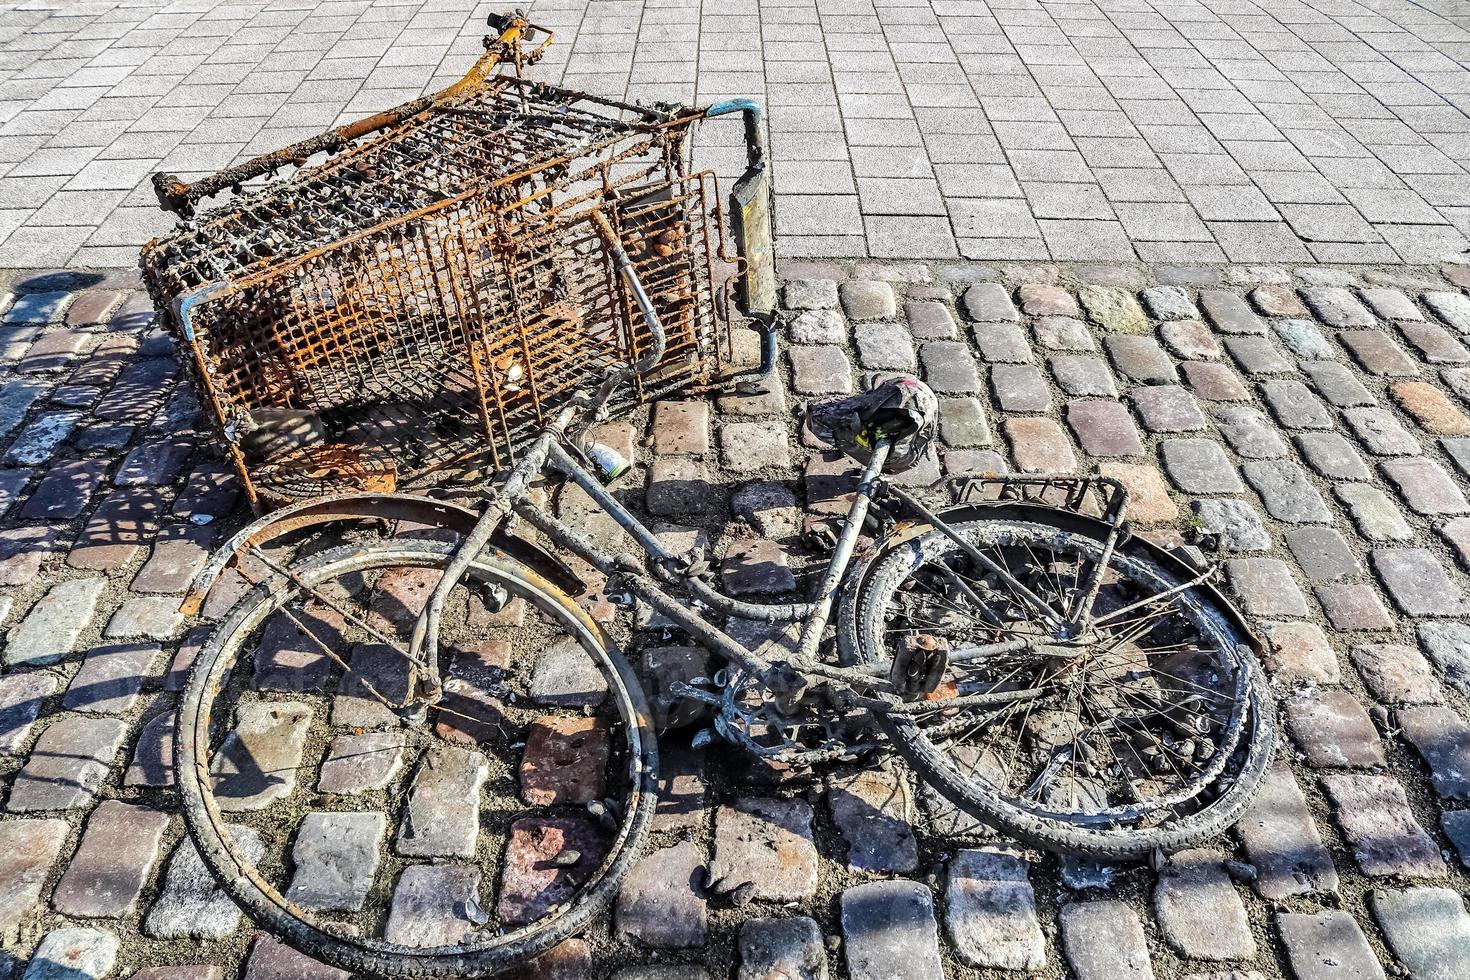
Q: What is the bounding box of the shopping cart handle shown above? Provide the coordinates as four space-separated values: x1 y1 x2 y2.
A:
704 99 765 170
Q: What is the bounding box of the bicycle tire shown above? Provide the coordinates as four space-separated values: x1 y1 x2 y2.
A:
176 539 658 977
840 517 1276 860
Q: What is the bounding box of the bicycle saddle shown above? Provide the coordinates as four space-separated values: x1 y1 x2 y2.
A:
805 375 937 474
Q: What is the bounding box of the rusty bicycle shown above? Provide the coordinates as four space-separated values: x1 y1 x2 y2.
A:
141 12 1274 977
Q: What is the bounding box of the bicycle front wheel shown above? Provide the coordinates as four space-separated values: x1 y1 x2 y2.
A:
842 518 1274 860
176 539 657 977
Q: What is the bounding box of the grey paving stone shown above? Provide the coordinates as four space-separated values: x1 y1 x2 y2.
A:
1337 484 1415 542
989 364 1050 413
0 818 68 939
1060 901 1154 980
944 849 1045 971
1321 773 1445 879
20 927 118 980
1284 526 1361 581
960 282 1017 322
1419 623 1470 697
1191 499 1270 552
1286 689 1387 768
52 801 170 919
530 636 608 707
383 864 479 948
1226 557 1309 617
720 421 791 473
1153 849 1255 961
1271 318 1335 360
1262 379 1333 429
396 743 488 858
5 291 72 323
208 701 313 811
1344 407 1422 456
646 458 716 517
971 322 1033 363
1199 290 1266 335
1161 320 1223 361
1242 461 1331 523
145 828 265 939
1295 432 1371 481
789 309 846 345
1398 706 1470 800
791 345 854 395
1051 355 1117 397
5 577 104 667
285 811 385 912
737 916 827 980
317 731 404 795
1235 765 1339 899
1361 287 1422 322
840 280 895 320
840 880 944 980
615 841 707 948
1373 548 1469 617
0 672 56 754
1303 360 1376 407
1141 285 1197 321
8 715 126 812
1215 406 1289 458
1160 438 1243 493
919 341 981 393
905 300 957 339
1277 910 1387 980
711 798 818 901
1423 290 1470 332
827 768 917 873
1104 334 1178 383
1125 388 1204 450
241 936 348 980
1382 456 1469 515
1447 811 1470 868
1019 284 1078 317
1372 887 1470 980
1224 335 1294 376
1033 315 1095 351
937 398 991 447
784 279 838 310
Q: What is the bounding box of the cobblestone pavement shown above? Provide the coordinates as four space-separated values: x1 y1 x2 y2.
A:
2 258 1470 978
4 0 1470 266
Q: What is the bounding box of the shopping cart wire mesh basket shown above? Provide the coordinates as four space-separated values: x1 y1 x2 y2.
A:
140 13 775 509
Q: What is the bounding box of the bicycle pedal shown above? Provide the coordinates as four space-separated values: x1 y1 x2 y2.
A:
891 633 950 700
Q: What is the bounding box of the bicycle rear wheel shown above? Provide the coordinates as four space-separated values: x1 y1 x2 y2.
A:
176 539 657 976
842 517 1274 860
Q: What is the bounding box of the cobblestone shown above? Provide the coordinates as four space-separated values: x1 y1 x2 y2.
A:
1154 849 1254 961
396 744 488 858
1067 399 1144 457
1398 706 1470 800
1277 910 1386 980
1200 290 1266 335
145 828 264 939
1142 285 1197 321
285 811 385 913
1105 335 1178 383
944 849 1045 971
1060 901 1154 980
1392 380 1470 435
0 818 68 940
1321 774 1446 879
972 321 1032 363
1340 330 1420 377
1261 621 1341 685
736 917 827 980
209 701 312 812
1372 887 1470 980
383 864 478 948
1214 407 1289 459
1161 320 1223 361
839 881 944 980
1286 689 1387 768
1160 439 1243 493
20 927 118 980
989 364 1050 413
1033 315 1094 351
1192 499 1269 552
615 841 707 948
789 309 845 345
1373 548 1469 617
961 282 1017 323
1226 558 1309 617
8 715 126 812
1295 432 1371 481
711 798 818 902
1236 766 1339 899
840 280 894 321
52 801 169 919
1337 484 1414 542
1050 355 1117 397
1420 624 1470 696
1242 461 1332 523
827 768 918 873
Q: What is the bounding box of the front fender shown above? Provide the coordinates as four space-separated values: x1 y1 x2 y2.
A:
180 492 586 616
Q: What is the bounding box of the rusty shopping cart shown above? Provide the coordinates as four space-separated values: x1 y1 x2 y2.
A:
140 13 776 509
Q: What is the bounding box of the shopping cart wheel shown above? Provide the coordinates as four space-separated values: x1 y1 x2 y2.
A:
176 539 657 977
